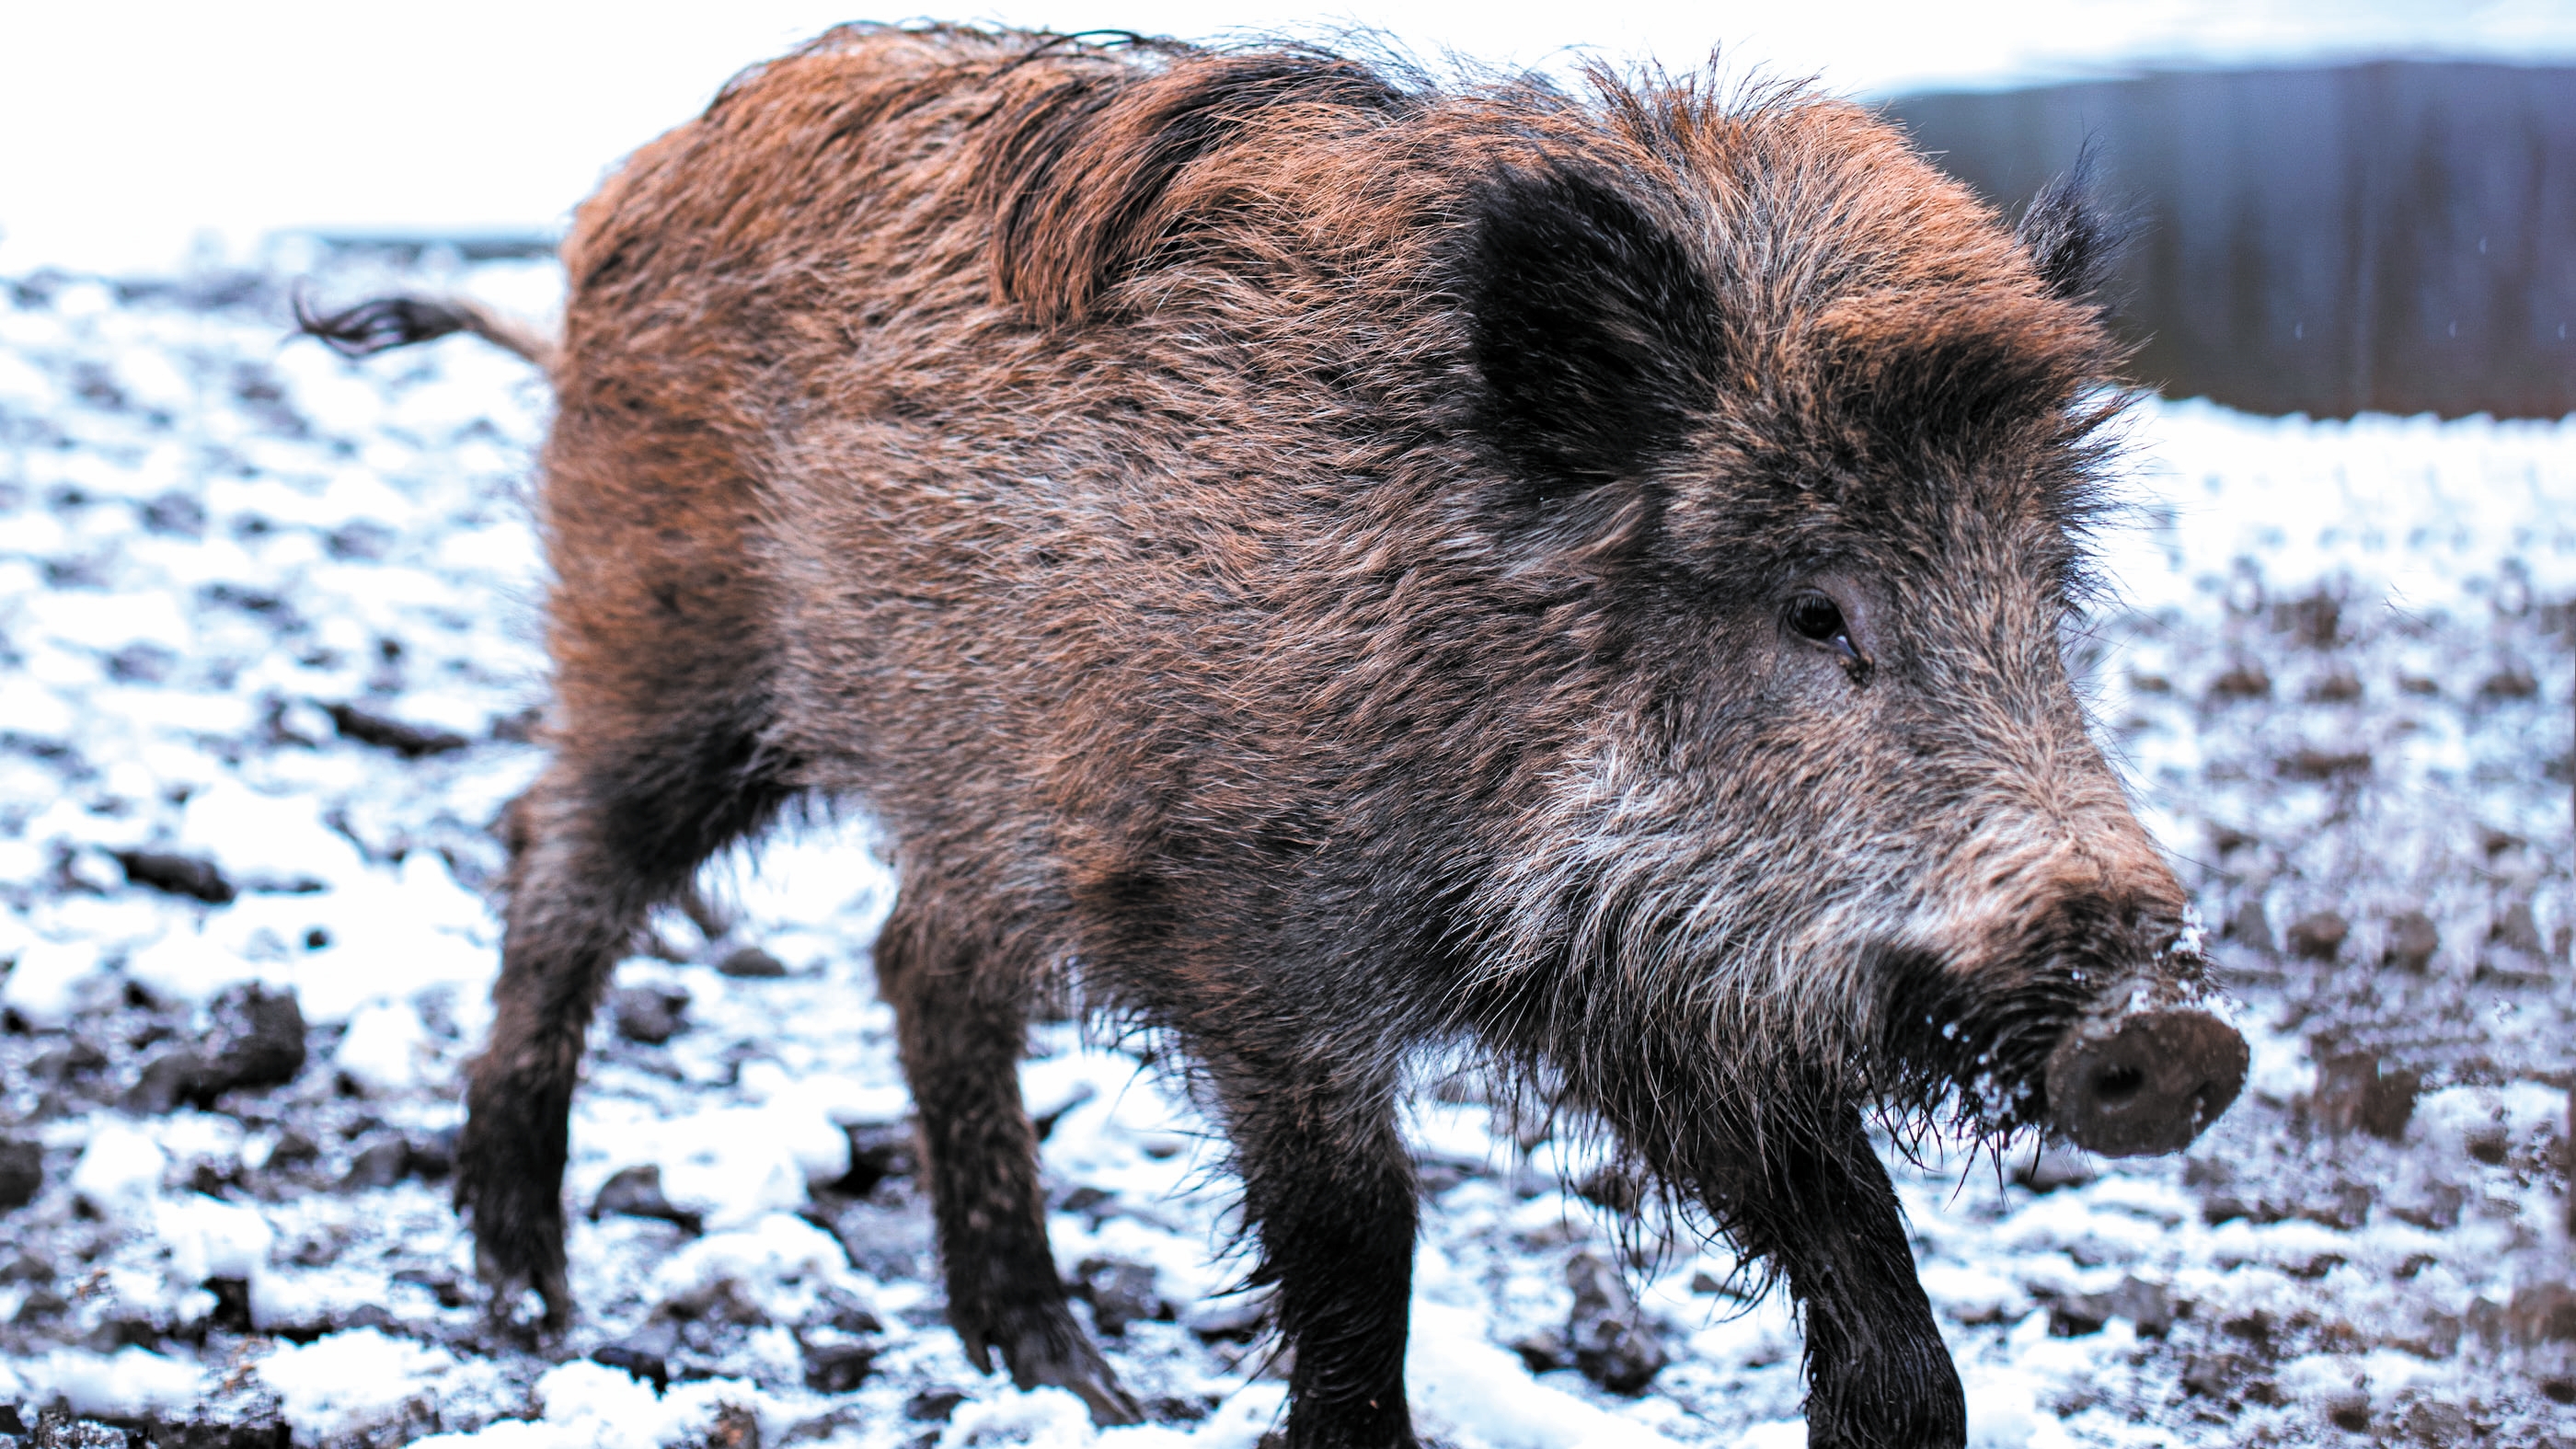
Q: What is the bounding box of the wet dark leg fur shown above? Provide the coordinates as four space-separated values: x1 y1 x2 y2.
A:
877 882 1143 1424
1747 1110 1967 1449
1214 1052 1420 1449
458 704 787 1330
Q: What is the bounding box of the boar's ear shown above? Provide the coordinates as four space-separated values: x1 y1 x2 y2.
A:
1458 165 1726 500
2016 145 2126 301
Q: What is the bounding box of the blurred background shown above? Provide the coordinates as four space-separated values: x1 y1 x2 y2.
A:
4 0 2572 417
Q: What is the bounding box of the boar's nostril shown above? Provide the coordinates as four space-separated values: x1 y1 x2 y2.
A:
2092 1064 2145 1103
2044 1008 2248 1157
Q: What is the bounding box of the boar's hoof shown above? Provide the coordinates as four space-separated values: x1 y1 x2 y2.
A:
2045 1009 2248 1156
997 1325 1144 1427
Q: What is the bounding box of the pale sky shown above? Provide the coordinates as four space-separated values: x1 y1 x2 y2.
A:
5 0 2570 274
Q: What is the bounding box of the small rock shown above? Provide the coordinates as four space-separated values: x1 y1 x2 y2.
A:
2312 1052 2419 1141
696 1402 761 1449
1031 1082 1098 1142
2282 592 2340 647
2199 1193 2254 1225
1057 1184 1117 1223
2467 1296 2511 1346
31 1040 109 1084
143 1420 291 1449
2508 1282 2576 1345
1564 1250 1666 1394
2179 1352 2242 1398
0 1137 43 1210
832 1121 917 1197
2284 912 2350 962
592 1337 673 1394
205 984 307 1094
715 945 788 979
2206 661 2271 701
1144 1396 1217 1425
134 988 310 1112
140 490 207 537
592 1164 702 1232
266 1131 320 1168
818 1285 883 1337
1073 1257 1167 1337
801 1340 877 1394
2013 1144 2096 1193
29 1412 130 1447
2278 749 2371 782
2381 912 2439 972
1180 1294 1269 1341
2224 897 2274 955
2491 900 2545 958
2477 663 2539 700
391 1267 469 1309
2297 1181 2375 1231
202 1276 255 1333
2465 1124 2509 1165
1510 1327 1570 1374
339 1134 411 1190
14 1286 70 1323
2320 1389 2372 1433
611 986 689 1045
2400 1400 2472 1444
112 850 236 904
406 1128 457 1180
326 701 471 758
904 1389 968 1422
2049 1276 2176 1338
1571 1166 1641 1213
124 1047 213 1114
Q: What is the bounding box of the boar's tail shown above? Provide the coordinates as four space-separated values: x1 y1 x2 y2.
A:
293 292 558 374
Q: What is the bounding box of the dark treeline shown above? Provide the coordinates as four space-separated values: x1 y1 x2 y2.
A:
1891 62 2575 419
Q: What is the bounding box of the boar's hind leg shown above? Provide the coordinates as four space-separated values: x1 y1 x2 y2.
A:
1748 1110 1966 1449
462 707 788 1330
1217 1060 1420 1449
877 887 1143 1427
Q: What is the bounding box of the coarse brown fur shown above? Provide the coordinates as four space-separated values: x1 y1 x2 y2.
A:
313 25 2247 1448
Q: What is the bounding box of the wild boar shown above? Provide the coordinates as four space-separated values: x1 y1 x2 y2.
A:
304 24 2248 1448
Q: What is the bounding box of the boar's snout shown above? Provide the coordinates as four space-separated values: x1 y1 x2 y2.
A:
2043 1008 2247 1156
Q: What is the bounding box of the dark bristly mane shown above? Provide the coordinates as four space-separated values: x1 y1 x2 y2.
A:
972 45 1415 326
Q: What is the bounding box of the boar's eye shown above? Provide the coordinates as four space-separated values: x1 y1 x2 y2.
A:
1786 592 1860 663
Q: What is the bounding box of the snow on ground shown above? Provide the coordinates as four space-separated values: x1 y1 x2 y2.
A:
0 256 2568 1447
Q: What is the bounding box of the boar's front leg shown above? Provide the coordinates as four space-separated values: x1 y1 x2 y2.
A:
1213 1053 1420 1449
1741 1108 1966 1449
875 884 1143 1427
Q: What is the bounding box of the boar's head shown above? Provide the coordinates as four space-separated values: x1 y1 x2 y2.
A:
1440 91 2245 1171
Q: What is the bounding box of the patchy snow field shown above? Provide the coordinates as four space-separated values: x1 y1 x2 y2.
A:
0 254 2569 1448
